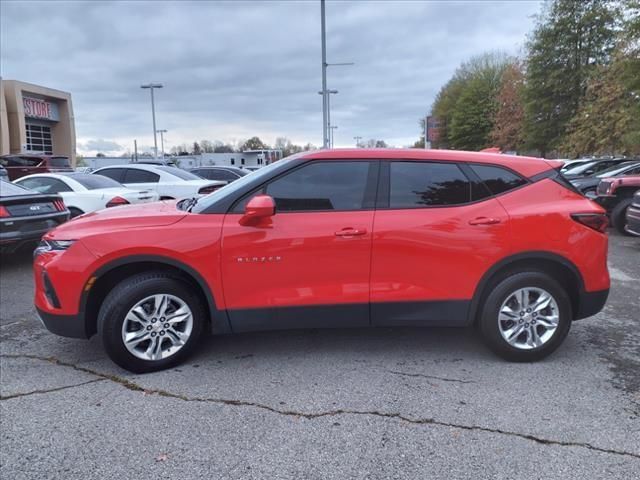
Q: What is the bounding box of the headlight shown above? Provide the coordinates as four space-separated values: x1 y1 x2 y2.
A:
34 239 76 256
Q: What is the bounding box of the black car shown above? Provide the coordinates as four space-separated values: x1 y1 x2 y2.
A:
188 166 248 183
570 161 640 198
0 180 70 253
625 191 640 237
562 158 631 180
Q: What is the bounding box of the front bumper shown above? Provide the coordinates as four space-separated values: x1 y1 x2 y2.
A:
36 307 89 339
574 288 609 320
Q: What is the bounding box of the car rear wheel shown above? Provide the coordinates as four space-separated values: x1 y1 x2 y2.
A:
98 272 205 373
479 272 571 362
68 207 84 218
611 199 633 235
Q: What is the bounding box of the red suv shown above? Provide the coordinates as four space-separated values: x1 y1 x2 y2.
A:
0 154 73 181
34 149 610 372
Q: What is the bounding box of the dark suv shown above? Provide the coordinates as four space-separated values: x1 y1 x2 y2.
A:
0 154 73 181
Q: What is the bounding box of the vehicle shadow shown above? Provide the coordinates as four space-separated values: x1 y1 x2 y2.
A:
0 248 34 271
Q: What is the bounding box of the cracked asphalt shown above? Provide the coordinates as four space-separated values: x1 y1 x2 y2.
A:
1 233 639 479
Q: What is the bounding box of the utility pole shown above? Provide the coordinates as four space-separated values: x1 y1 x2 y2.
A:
141 83 163 159
330 125 338 148
353 136 362 147
157 129 167 158
134 139 138 162
424 115 429 149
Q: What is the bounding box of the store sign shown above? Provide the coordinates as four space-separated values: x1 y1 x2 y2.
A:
23 97 59 121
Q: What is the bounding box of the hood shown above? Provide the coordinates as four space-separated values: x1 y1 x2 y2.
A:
47 200 186 240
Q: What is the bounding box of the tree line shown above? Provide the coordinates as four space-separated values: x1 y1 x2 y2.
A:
420 0 639 158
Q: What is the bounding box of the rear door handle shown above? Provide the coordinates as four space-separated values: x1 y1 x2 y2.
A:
335 228 367 237
469 217 501 226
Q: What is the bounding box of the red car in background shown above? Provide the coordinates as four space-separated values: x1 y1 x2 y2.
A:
595 174 640 234
0 154 73 181
33 149 610 372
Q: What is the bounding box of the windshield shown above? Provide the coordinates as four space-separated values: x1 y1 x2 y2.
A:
562 161 600 175
191 158 297 213
157 166 202 180
63 173 123 189
596 162 640 178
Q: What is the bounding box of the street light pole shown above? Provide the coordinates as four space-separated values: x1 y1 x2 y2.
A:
318 89 337 145
157 129 167 158
141 83 163 159
320 0 328 148
353 136 362 147
330 125 338 148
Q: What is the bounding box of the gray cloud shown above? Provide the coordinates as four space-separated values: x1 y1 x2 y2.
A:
80 139 124 153
1 0 541 150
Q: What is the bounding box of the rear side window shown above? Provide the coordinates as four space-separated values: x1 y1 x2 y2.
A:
389 162 470 208
195 169 239 181
266 161 371 212
66 174 122 189
48 157 71 168
123 169 160 183
470 165 527 196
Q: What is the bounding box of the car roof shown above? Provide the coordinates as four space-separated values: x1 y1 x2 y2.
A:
96 163 159 171
297 148 557 177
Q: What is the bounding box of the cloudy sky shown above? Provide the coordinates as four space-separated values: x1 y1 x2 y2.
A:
1 0 541 155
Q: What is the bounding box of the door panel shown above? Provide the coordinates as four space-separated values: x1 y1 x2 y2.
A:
221 210 374 331
370 160 512 327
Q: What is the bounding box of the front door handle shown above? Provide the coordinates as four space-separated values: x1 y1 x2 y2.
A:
335 228 367 237
469 217 501 226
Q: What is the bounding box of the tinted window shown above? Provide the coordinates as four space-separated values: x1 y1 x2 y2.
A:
389 162 470 208
123 169 160 183
194 169 239 181
17 177 72 194
157 166 200 180
48 157 71 167
470 165 527 196
96 168 126 182
264 162 371 212
64 173 123 189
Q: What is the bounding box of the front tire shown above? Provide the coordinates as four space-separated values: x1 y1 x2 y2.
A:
479 272 572 362
611 199 633 235
98 272 205 373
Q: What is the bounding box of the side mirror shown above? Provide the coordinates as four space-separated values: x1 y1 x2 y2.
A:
239 194 275 226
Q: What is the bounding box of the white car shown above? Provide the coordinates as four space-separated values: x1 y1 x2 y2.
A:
91 164 225 200
14 173 160 218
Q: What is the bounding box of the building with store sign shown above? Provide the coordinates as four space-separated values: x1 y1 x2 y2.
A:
0 79 76 164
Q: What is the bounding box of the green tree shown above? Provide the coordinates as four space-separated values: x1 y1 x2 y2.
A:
523 0 619 156
448 54 507 150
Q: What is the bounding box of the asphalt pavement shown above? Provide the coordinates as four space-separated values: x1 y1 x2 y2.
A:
1 233 639 479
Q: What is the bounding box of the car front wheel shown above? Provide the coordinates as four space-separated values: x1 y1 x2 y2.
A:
479 272 571 362
98 272 205 373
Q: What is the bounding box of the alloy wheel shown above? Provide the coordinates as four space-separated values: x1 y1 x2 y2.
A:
498 287 559 350
121 294 193 361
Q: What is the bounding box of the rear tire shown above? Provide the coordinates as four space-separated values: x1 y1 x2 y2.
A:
98 272 205 373
611 199 633 235
68 207 84 218
479 272 572 362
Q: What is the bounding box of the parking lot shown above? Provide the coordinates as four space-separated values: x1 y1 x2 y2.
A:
0 232 638 479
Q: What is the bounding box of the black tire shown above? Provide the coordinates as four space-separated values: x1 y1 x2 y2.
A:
479 271 572 362
97 272 205 373
68 207 84 218
611 199 633 235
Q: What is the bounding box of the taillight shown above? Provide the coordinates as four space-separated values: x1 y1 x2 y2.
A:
571 213 608 233
53 199 66 211
106 196 130 208
0 205 10 218
198 185 222 195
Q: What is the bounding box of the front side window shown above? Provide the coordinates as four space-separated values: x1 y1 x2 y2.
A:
123 169 160 183
389 161 471 208
96 168 126 183
265 161 371 212
470 164 527 196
